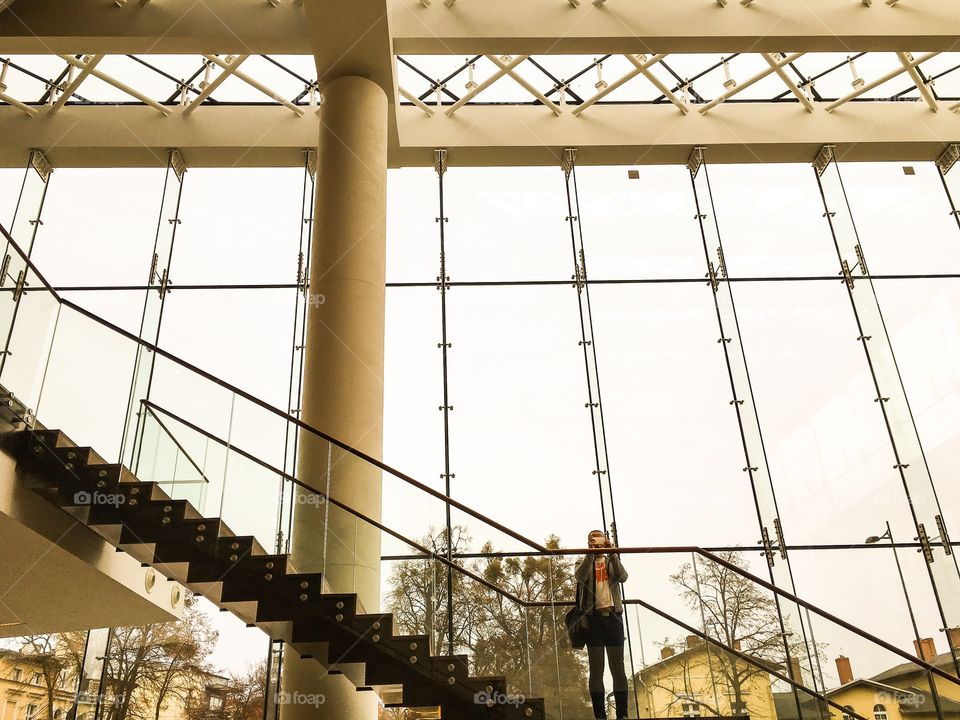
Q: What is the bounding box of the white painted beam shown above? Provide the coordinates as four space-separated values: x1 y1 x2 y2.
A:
389 0 960 54
2 0 960 54
1 102 958 168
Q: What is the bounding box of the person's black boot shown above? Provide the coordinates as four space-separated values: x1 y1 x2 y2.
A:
590 691 608 719
614 690 629 719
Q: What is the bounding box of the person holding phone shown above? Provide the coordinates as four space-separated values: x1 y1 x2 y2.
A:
575 529 629 719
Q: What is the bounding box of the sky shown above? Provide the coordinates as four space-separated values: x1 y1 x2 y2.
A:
2 153 960 702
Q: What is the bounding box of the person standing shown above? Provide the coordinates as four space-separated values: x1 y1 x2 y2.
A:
575 529 629 719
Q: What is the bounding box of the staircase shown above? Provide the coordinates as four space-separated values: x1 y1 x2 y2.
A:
4 424 546 720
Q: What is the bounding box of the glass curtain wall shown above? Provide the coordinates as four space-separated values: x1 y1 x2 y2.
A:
3 156 960 720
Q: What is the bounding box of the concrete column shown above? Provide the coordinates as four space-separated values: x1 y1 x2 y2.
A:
283 74 387 719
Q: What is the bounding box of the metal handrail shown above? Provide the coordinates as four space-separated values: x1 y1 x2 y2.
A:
137 402 865 720
2 220 957 698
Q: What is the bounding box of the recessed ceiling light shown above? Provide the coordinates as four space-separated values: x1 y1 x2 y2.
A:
902 166 915 175
627 170 639 180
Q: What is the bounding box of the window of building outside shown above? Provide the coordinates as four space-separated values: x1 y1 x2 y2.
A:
731 700 749 716
11 668 21 682
209 695 223 710
25 704 37 720
31 673 41 685
681 697 702 717
874 704 888 720
843 705 856 720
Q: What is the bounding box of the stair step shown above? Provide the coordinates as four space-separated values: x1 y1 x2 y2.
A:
152 518 231 564
26 428 76 450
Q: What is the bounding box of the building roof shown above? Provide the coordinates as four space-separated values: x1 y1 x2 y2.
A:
772 692 829 720
636 642 781 680
826 678 919 698
870 651 960 684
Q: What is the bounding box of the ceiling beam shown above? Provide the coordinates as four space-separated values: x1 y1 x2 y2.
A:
2 0 959 54
389 0 960 54
0 103 957 169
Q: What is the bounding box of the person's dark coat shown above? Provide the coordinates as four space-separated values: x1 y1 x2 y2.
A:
575 552 628 614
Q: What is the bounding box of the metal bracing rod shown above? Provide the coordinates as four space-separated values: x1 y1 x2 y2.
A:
184 55 249 115
896 51 938 112
699 52 804 114
399 86 435 116
56 54 172 114
51 54 103 112
573 53 666 116
445 54 528 116
0 88 36 116
485 54 561 115
826 51 939 112
202 54 304 116
624 53 688 114
761 52 813 112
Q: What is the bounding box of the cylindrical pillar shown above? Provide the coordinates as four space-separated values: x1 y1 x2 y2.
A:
293 73 387 615
282 73 387 720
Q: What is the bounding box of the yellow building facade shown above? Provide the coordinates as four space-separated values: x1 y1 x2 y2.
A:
0 649 89 720
635 639 779 720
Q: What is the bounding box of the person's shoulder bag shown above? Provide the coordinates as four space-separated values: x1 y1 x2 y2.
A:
565 580 590 650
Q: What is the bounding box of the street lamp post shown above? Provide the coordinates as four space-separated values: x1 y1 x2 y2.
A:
866 521 945 720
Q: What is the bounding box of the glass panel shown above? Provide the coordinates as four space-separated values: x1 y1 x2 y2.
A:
589 282 758 547
31 168 162 287
170 168 301 285
819 157 960 663
693 158 827 703
572 165 705 280
444 167 571 282
33 303 137 460
837 162 960 276
445 284 597 547
872 279 960 544
386 168 439 284
0 159 48 361
0 269 60 414
706 163 839 278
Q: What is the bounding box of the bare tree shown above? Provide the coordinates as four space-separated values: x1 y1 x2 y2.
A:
17 632 87 720
386 528 589 719
103 598 218 720
385 526 476 655
644 550 824 719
